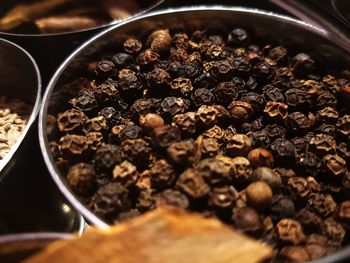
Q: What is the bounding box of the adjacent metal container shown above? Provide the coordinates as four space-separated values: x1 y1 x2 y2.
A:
0 0 166 85
0 232 71 262
0 38 41 182
39 6 350 262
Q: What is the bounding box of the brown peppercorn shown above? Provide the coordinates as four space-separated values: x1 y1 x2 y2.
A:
252 167 282 192
139 113 165 131
67 163 95 196
117 68 136 79
226 134 252 157
135 170 151 191
155 189 189 209
277 219 306 245
264 101 288 120
196 158 231 186
91 82 118 105
336 201 350 223
59 134 89 160
323 154 347 177
247 148 274 168
322 218 346 242
83 116 108 134
167 140 194 166
136 189 155 212
123 38 142 54
210 186 238 211
288 177 309 199
231 156 253 183
202 125 224 141
176 168 210 199
57 108 87 133
172 112 197 136
279 246 310 263
195 105 220 127
147 29 171 52
152 125 181 148
90 182 131 221
306 176 321 194
149 159 176 189
232 206 262 235
296 208 322 233
246 181 272 210
112 161 138 188
317 107 339 123
146 68 171 90
170 77 193 96
85 132 104 152
122 139 151 168
161 96 190 116
228 100 253 122
94 144 122 173
138 49 160 66
197 138 220 159
309 133 336 154
307 193 337 217
336 115 350 136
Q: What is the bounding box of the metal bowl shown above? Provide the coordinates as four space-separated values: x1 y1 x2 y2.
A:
39 6 350 261
0 232 71 262
0 0 166 85
0 38 41 182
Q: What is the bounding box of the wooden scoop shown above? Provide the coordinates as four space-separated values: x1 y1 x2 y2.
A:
25 207 272 263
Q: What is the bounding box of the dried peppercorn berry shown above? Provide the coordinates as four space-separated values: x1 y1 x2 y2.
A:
226 134 251 157
90 182 131 221
51 27 350 261
277 218 306 245
67 163 96 196
232 207 262 235
155 189 189 209
123 38 142 54
247 148 274 168
245 181 272 210
94 144 122 173
176 168 210 199
210 186 238 211
112 161 138 188
122 139 151 169
57 109 87 133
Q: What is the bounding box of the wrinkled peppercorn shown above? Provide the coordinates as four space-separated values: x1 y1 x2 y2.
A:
155 189 189 209
57 108 87 133
67 163 96 196
112 161 138 188
277 219 306 245
210 185 238 211
94 144 122 173
152 125 181 148
176 168 210 199
122 139 151 168
226 134 252 157
228 100 253 122
90 182 130 221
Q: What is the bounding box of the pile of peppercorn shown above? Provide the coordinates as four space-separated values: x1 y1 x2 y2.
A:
48 27 350 262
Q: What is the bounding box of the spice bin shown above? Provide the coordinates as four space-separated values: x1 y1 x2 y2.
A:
0 0 166 85
0 233 71 262
39 6 350 262
0 38 41 181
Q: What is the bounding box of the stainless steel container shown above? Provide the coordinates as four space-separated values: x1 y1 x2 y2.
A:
0 38 41 181
0 232 71 262
39 6 350 262
0 0 165 85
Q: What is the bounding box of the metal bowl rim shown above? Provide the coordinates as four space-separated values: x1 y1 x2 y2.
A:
0 0 166 37
0 232 71 244
39 7 350 263
0 37 42 176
